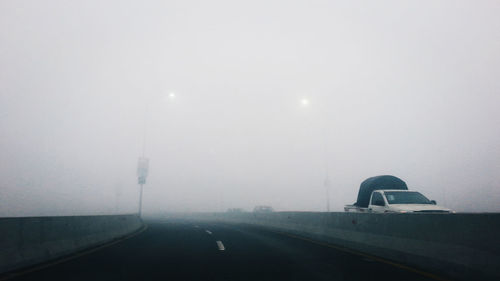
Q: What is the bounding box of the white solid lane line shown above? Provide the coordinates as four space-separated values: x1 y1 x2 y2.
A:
216 241 225 251
205 230 212 235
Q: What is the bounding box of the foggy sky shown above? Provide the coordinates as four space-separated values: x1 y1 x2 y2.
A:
1 0 499 216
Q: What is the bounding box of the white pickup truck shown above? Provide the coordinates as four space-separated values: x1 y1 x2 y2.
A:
344 175 453 213
344 189 453 213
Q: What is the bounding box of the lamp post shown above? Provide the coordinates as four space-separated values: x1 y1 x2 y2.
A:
300 97 331 212
137 99 149 217
323 129 331 212
137 157 148 217
136 91 176 217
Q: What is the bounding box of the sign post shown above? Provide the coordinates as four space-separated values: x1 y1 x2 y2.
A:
137 157 149 217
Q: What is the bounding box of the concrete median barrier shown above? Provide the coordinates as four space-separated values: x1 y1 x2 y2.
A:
160 212 500 281
0 214 143 274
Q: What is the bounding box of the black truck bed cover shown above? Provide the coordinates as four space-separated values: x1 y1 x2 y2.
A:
354 175 408 207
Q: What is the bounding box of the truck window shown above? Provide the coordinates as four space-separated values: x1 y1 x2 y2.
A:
371 192 385 206
384 191 431 204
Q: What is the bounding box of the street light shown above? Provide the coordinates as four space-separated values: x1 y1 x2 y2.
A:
322 132 331 212
137 91 177 217
299 97 331 212
164 92 176 102
137 157 149 217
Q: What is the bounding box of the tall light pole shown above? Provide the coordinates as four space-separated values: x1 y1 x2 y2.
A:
322 128 331 212
136 91 176 217
300 97 331 212
137 103 149 217
137 153 149 217
136 100 149 217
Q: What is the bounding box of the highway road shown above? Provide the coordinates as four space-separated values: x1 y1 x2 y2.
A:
10 220 442 281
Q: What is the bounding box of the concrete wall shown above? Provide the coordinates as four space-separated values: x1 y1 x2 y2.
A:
0 214 143 274
162 212 500 281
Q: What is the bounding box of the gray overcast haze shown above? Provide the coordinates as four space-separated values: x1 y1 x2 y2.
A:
1 0 500 216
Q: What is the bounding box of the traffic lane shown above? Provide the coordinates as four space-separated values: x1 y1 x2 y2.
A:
189 221 437 281
11 221 221 281
11 220 440 281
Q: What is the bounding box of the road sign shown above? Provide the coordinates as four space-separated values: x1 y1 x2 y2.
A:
138 176 146 185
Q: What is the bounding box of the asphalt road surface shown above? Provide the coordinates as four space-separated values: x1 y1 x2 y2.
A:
10 220 442 281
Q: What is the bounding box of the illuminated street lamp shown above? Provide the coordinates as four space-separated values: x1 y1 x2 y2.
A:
299 97 331 212
164 92 176 102
137 91 177 217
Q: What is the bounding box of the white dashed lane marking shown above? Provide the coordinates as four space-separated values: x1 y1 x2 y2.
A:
216 241 225 251
205 230 212 235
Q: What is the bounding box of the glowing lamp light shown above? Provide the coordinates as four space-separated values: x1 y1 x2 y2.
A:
164 92 177 103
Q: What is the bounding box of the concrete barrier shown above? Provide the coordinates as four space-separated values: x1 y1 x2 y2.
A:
0 214 143 274
160 212 500 281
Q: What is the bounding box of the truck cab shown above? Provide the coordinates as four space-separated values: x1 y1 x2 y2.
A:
368 190 453 213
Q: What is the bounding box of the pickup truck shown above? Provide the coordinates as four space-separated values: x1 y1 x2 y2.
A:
344 175 453 213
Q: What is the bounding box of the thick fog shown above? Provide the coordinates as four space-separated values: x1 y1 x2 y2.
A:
1 0 499 216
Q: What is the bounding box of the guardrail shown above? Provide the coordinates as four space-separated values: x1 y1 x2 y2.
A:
0 214 143 274
161 212 500 281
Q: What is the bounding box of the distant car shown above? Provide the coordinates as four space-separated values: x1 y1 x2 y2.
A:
253 205 274 213
226 208 245 213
